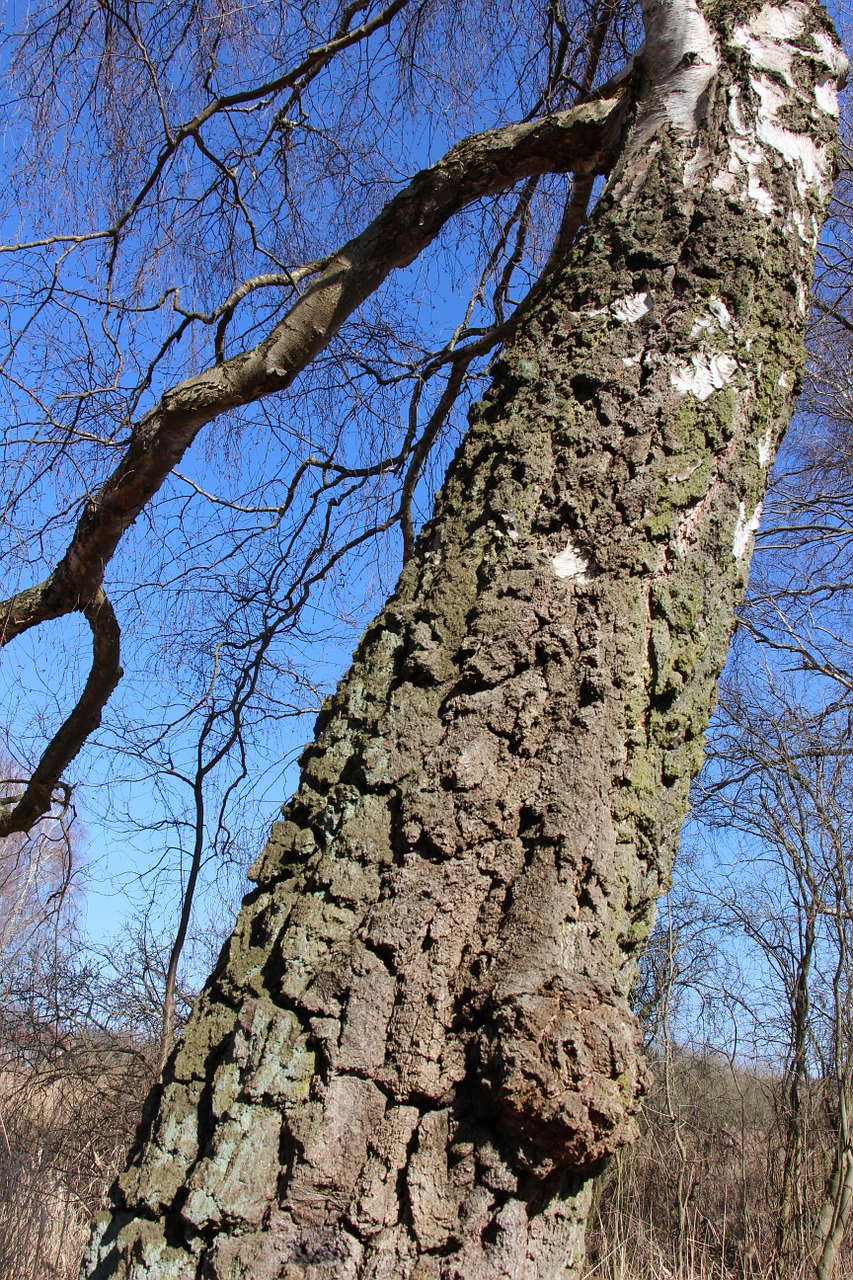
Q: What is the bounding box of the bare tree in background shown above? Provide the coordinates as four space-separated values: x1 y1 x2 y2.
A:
0 778 73 969
0 784 160 1280
693 680 853 1279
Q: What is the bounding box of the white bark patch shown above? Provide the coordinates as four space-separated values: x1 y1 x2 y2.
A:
552 540 592 582
731 3 806 86
730 134 762 165
690 296 733 338
641 0 718 133
750 74 789 120
751 2 807 40
815 78 840 116
756 118 831 199
720 93 777 214
786 205 812 247
708 297 733 329
725 5 841 217
712 169 737 194
757 428 773 468
683 145 712 188
690 316 714 338
671 353 738 401
812 30 849 82
611 292 652 323
732 500 763 559
728 88 749 136
747 171 777 215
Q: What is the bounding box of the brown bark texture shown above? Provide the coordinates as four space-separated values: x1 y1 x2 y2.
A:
83 1 846 1276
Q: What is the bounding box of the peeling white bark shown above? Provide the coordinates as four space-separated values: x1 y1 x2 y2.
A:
815 78 840 115
725 2 844 222
731 3 806 84
798 278 809 314
641 0 719 133
690 296 733 338
759 118 831 199
611 292 652 323
671 352 738 400
709 0 847 242
733 501 764 559
552 541 593 582
814 28 849 79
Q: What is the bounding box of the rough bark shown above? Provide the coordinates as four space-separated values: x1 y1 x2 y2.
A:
84 1 846 1276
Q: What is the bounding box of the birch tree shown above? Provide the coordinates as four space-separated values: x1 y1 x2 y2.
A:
1 0 845 1273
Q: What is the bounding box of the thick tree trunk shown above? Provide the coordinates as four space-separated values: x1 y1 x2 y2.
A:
84 2 845 1276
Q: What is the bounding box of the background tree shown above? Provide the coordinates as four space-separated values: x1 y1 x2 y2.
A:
696 681 853 1278
0 794 163 1280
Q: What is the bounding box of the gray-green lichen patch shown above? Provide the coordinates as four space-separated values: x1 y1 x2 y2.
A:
182 1102 283 1230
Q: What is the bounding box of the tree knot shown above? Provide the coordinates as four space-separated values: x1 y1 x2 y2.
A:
475 980 645 1173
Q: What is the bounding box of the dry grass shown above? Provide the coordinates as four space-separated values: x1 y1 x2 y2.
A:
585 1049 850 1280
0 1047 153 1280
584 1194 809 1280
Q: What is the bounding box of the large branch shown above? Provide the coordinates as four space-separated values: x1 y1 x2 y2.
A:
0 590 122 836
0 96 627 645
0 95 627 836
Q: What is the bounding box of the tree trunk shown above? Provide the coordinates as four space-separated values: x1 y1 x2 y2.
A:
815 1141 853 1280
776 910 817 1271
83 1 845 1276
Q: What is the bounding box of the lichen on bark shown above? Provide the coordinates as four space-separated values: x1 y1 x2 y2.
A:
84 2 846 1277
